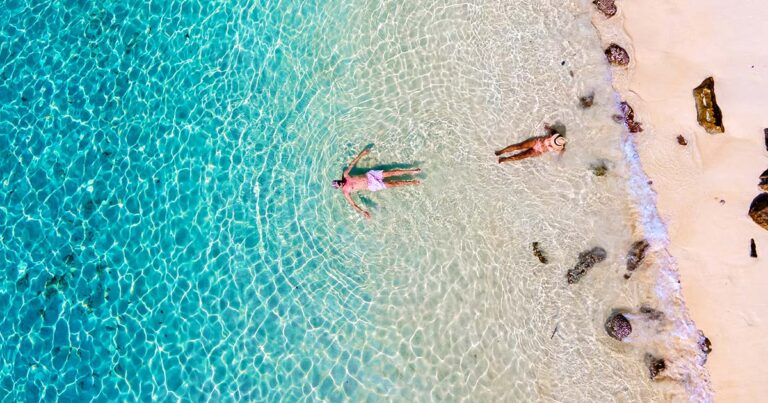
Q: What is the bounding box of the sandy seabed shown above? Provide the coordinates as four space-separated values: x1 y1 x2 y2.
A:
592 0 768 401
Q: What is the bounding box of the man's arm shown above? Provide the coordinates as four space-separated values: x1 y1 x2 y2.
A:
343 191 370 219
344 147 371 177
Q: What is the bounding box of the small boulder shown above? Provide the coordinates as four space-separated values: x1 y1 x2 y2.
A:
605 43 630 66
639 306 664 321
605 312 632 340
644 353 667 379
758 168 768 192
748 193 768 231
751 238 758 258
532 242 548 264
567 247 607 284
579 93 595 108
593 0 617 18
677 135 688 146
626 239 649 273
698 330 713 356
618 102 643 133
764 128 768 151
590 160 609 177
693 77 725 134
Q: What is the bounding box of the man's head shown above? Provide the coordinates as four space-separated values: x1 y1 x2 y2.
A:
331 179 345 189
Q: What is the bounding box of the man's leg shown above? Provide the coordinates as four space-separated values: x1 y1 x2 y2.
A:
494 138 540 156
384 180 421 188
498 148 542 163
383 168 421 178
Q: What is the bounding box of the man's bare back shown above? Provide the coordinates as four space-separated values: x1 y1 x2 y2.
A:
332 146 421 219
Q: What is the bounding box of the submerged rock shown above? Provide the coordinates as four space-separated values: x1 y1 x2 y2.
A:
644 353 667 379
593 0 617 17
759 168 768 192
590 160 609 177
693 77 725 134
618 102 643 133
605 312 632 340
626 239 649 274
567 247 607 284
532 242 548 264
639 305 664 321
605 43 630 66
579 93 595 108
677 135 688 146
698 330 713 357
748 193 768 231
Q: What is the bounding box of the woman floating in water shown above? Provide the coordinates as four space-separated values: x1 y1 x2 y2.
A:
332 146 421 219
495 124 567 163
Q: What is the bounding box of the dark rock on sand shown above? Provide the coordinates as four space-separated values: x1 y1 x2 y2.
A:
626 239 650 274
605 312 632 340
605 43 630 66
618 102 643 133
579 93 595 108
639 305 664 321
532 242 548 264
698 330 713 355
644 353 667 379
764 128 768 151
759 168 768 192
593 0 617 18
693 77 725 134
590 160 609 177
748 193 768 230
567 247 607 284
751 238 757 258
677 135 688 146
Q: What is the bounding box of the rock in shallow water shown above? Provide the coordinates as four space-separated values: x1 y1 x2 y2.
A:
605 43 630 66
626 239 649 273
593 0 617 17
644 353 667 379
693 77 725 134
617 102 643 133
748 193 768 230
605 312 632 340
532 242 548 264
579 93 594 108
567 247 607 284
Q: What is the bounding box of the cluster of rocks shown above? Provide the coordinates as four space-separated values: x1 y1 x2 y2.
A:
613 101 643 133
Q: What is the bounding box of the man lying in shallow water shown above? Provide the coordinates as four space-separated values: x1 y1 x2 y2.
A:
495 124 567 163
332 146 421 219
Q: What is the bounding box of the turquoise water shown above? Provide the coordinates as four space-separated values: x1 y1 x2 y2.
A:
0 0 706 401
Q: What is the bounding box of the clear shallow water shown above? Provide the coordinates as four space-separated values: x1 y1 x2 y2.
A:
0 0 697 401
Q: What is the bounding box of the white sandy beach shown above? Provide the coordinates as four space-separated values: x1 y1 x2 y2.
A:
593 0 768 400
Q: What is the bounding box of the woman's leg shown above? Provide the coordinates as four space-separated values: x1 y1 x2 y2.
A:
494 137 540 156
383 168 421 178
498 148 542 163
384 180 421 188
